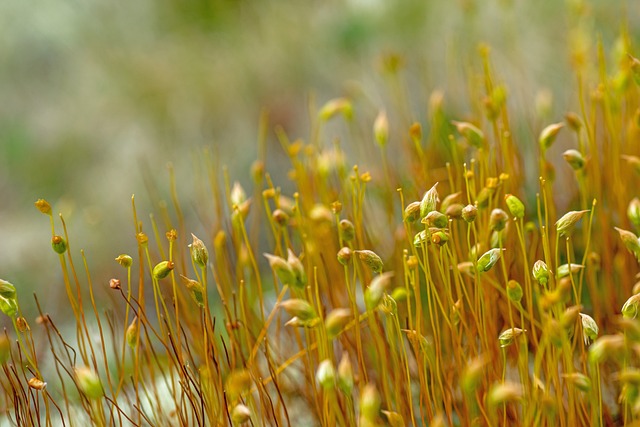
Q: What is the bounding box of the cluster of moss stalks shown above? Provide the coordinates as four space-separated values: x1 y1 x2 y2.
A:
4 41 640 426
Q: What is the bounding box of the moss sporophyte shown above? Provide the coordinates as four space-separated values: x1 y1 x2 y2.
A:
7 17 640 425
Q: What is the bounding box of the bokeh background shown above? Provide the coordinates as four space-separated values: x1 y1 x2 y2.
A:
0 0 638 320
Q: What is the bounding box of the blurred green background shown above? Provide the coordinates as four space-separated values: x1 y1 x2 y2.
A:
0 0 637 319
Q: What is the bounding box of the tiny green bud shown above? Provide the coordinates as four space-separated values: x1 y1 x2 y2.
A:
309 204 334 223
563 149 585 170
498 327 525 348
540 393 557 418
355 250 384 274
373 110 389 147
407 254 422 269
232 200 252 224
557 278 573 304
424 211 448 229
615 227 640 261
440 192 461 212
475 187 493 208
461 355 489 395
489 230 502 249
225 369 252 402
507 280 523 303
108 278 121 290
318 97 353 121
0 279 18 318
251 159 264 182
0 279 17 301
488 85 507 117
324 308 352 339
16 317 29 332
28 377 47 391
476 248 504 273
562 373 591 392
487 381 523 406
287 249 307 290
402 329 435 363
431 230 449 246
380 294 398 315
74 366 104 399
617 369 640 386
539 290 558 311
469 243 484 260
364 272 394 310
381 411 405 427
559 304 582 329
445 203 464 218
419 183 440 219
489 209 508 231
264 253 296 286
136 232 148 246
556 263 584 279
539 122 565 150
556 210 589 236
180 275 205 308
457 261 475 278
580 313 598 345
461 204 478 223
125 317 139 349
504 194 525 219
231 404 251 425
525 221 537 233
533 260 550 285
450 299 462 325
623 154 640 174
279 299 317 322
284 317 304 328
451 120 485 148
565 112 582 132
390 287 408 302
34 199 52 215
316 359 336 390
189 234 209 268
589 334 624 365
622 294 640 319
628 198 640 230
617 318 640 342
115 254 133 268
337 247 352 265
337 354 354 394
413 230 430 247
317 150 346 177
0 298 18 318
230 182 247 208
152 261 175 280
404 201 421 223
487 175 501 188
272 208 289 226
360 383 381 421
51 235 67 254
339 219 356 242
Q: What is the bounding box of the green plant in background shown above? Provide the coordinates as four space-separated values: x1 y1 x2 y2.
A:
2 0 640 426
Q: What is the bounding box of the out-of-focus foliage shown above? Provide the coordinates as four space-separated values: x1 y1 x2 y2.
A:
0 0 637 312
